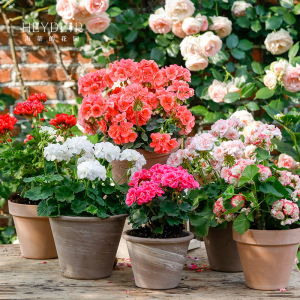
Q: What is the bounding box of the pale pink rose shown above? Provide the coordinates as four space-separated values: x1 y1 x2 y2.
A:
278 154 298 171
231 1 253 17
149 8 172 34
243 121 263 137
195 133 217 151
172 21 186 38
244 145 257 159
180 36 202 58
165 0 195 22
185 55 208 71
231 110 254 126
86 13 110 34
182 17 201 35
211 119 228 137
196 14 208 31
209 16 232 38
199 31 222 57
56 0 77 20
283 65 300 93
264 70 277 90
208 80 227 103
226 81 241 94
264 29 293 55
84 0 109 14
270 59 290 76
224 127 239 140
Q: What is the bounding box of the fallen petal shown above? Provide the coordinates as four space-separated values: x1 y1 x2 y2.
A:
188 256 191 258
190 263 198 270
280 288 286 292
131 278 135 280
126 291 130 294
107 282 112 283
194 257 199 260
202 265 207 267
42 261 47 264
125 258 131 261
118 263 124 266
127 263 132 267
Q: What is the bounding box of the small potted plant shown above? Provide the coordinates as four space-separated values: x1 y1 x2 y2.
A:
123 163 199 290
31 137 146 280
77 59 195 180
1 93 58 259
219 124 300 290
167 117 246 272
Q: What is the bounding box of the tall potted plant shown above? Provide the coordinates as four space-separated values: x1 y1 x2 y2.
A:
167 116 247 272
0 93 59 259
219 125 300 290
32 137 145 279
123 163 199 289
77 59 195 180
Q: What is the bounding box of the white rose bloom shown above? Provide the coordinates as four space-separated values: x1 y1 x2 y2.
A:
270 59 290 76
264 70 277 90
44 143 71 162
180 36 202 58
40 126 56 136
182 17 201 35
63 136 94 156
94 142 121 162
165 0 195 22
77 159 107 181
209 16 232 38
185 55 208 71
231 1 253 17
264 29 293 55
230 110 254 126
199 31 222 57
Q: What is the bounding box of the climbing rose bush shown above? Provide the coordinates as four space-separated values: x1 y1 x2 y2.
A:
78 59 195 154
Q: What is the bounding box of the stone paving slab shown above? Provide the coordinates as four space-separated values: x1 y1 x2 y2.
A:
0 244 299 299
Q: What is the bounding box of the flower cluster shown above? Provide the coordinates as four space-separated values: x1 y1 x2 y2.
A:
276 170 300 189
49 113 77 137
0 114 17 143
126 164 199 206
78 59 195 153
44 137 146 181
213 197 235 224
208 79 243 103
24 134 34 144
56 0 110 34
210 118 245 139
14 93 47 119
180 32 222 71
264 59 300 93
271 199 299 226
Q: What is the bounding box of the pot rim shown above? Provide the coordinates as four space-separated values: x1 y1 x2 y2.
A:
122 230 194 244
50 214 128 222
233 227 300 245
8 200 38 208
8 200 43 218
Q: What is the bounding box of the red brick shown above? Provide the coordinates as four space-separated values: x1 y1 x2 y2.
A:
40 12 56 23
0 32 8 45
0 50 21 64
28 85 58 99
1 87 21 99
61 87 78 100
20 67 68 81
27 50 56 64
0 12 21 25
62 51 91 63
0 69 11 82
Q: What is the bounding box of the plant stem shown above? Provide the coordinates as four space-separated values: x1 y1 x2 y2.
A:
42 148 46 175
117 170 127 184
149 204 157 216
2 0 15 9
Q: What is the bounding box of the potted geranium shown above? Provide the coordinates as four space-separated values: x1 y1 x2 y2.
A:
0 93 59 259
222 152 300 289
167 116 246 272
122 163 199 290
31 137 146 279
77 59 195 181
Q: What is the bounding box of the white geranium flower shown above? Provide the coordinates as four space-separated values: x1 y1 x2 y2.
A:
120 149 146 179
77 159 107 181
63 136 94 156
40 126 56 136
44 143 71 163
94 142 121 162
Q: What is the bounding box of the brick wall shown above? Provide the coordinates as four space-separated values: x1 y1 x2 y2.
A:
0 12 103 105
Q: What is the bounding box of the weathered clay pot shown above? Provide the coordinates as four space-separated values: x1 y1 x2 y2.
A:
233 227 300 290
8 201 57 259
123 230 194 289
111 139 182 184
50 214 127 279
204 222 242 272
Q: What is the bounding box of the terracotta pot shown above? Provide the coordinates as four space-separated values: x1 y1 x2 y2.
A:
50 214 127 279
8 201 57 259
204 222 242 272
111 139 182 184
123 230 194 289
233 227 300 290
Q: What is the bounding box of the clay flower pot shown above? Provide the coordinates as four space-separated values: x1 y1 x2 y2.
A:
111 139 182 184
123 230 194 289
50 214 127 279
8 201 57 259
204 222 242 272
233 227 300 290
